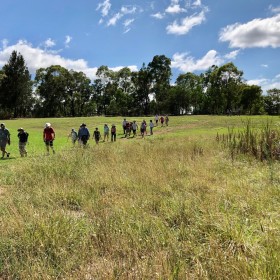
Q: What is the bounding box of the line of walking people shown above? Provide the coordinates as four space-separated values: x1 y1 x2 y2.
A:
0 115 170 159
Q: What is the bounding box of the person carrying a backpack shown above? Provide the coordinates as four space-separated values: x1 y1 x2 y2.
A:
17 128 29 157
78 123 90 147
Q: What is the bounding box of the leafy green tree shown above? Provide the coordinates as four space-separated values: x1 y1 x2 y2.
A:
93 66 115 115
147 55 172 113
264 88 280 115
240 84 264 114
64 70 93 116
166 86 189 115
218 63 243 113
34 65 69 117
0 51 33 118
202 63 244 114
201 65 221 114
176 72 204 114
131 64 152 115
116 67 134 94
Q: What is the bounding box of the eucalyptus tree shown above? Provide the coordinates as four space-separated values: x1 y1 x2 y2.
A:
116 67 134 94
147 55 172 113
34 65 69 117
93 65 115 115
0 51 33 118
203 63 244 114
176 72 204 114
240 84 264 114
131 64 152 115
201 65 220 114
64 70 93 116
218 63 244 113
264 88 280 115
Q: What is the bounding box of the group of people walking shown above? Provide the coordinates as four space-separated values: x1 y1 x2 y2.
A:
68 123 117 146
0 123 30 159
0 115 170 159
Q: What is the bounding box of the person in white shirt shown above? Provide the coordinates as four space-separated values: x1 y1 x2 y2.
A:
154 114 159 126
131 121 138 137
68 128 78 145
122 118 127 135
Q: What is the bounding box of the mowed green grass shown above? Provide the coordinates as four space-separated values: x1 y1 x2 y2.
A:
0 115 280 279
2 115 279 158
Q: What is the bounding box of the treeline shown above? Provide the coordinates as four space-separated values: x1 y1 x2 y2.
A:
0 50 279 118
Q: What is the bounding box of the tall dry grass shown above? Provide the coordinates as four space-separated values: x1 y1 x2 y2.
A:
0 129 280 279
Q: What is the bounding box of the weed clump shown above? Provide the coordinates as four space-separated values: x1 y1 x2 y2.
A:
216 120 280 161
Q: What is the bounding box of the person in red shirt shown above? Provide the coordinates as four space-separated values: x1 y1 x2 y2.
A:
43 123 55 155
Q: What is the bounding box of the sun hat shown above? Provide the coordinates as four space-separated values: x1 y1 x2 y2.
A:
17 128 24 131
45 123 51 128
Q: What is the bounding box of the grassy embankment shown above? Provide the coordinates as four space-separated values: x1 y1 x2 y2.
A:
0 115 279 279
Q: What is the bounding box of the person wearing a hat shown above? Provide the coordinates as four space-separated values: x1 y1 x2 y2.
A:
78 123 90 146
43 123 55 155
17 128 29 157
0 123 10 159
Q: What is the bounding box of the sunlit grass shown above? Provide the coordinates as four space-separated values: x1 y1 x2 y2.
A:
0 115 279 279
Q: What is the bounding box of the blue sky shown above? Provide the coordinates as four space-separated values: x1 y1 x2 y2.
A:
1 0 280 94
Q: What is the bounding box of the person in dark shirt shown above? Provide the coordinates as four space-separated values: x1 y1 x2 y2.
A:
17 128 29 157
93 127 101 144
0 123 10 159
78 123 90 147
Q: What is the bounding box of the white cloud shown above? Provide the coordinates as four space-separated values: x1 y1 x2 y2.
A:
107 12 122 26
64 35 72 48
1 39 8 49
246 75 280 94
110 65 138 72
165 4 186 14
0 40 138 81
104 5 138 28
171 50 224 72
44 38 55 48
219 14 280 48
192 0 201 7
151 12 165 19
120 6 137 15
224 49 240 60
123 18 134 27
96 0 111 17
261 64 268 68
269 5 280 14
166 10 206 35
123 19 135 34
246 78 268 86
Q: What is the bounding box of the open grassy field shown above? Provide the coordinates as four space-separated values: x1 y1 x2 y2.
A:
0 115 280 279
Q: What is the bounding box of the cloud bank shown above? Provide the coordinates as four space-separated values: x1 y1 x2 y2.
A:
219 14 280 48
0 40 137 81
